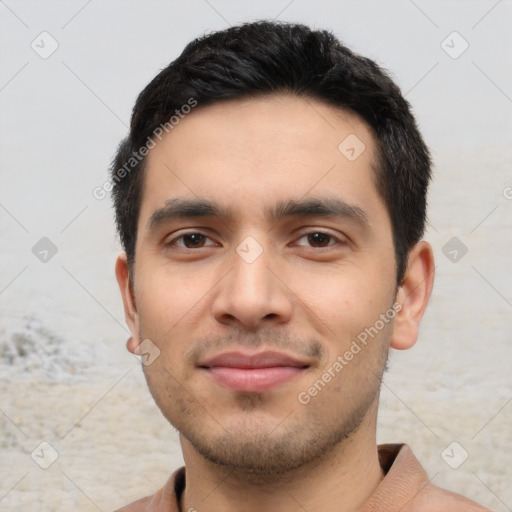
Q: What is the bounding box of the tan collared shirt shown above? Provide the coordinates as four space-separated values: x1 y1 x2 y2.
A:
114 443 492 511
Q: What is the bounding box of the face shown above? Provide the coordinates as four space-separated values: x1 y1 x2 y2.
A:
117 93 416 476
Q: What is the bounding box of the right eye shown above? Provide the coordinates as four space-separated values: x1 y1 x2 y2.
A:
164 232 218 249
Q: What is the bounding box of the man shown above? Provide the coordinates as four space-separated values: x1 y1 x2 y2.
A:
111 20 491 512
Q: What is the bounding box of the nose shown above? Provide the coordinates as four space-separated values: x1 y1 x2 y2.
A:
211 239 293 331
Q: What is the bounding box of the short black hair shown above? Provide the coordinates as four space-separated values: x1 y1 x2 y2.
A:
110 19 431 285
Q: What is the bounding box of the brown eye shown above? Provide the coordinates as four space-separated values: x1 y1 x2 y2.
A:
296 231 338 248
307 232 333 247
166 232 217 249
181 233 206 248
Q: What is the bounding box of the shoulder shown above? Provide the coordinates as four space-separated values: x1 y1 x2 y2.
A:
375 444 493 512
411 478 493 511
111 466 185 512
112 495 152 512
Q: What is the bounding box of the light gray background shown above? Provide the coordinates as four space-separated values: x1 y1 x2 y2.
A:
1 1 511 510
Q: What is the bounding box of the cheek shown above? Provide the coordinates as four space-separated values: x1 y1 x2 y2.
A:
136 263 209 332
289 267 384 338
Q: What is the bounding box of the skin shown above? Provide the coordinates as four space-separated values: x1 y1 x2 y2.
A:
116 93 435 512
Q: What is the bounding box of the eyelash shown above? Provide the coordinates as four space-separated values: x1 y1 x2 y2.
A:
164 230 345 250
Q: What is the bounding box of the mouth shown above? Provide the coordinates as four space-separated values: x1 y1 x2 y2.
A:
198 351 310 393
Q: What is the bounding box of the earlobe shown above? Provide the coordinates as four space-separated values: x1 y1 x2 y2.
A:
390 241 435 351
115 252 140 349
126 336 138 354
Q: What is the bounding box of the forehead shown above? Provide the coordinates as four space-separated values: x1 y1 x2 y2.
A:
138 93 386 231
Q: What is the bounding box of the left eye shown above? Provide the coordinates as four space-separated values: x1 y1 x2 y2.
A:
296 232 338 248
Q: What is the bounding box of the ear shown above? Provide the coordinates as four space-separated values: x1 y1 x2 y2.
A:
115 252 140 354
390 241 435 350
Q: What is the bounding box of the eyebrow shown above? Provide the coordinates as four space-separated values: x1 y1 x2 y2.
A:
146 196 370 233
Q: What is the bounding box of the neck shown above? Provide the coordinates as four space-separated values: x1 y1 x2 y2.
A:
179 402 384 512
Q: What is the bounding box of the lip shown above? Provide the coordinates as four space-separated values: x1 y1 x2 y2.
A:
199 351 310 393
